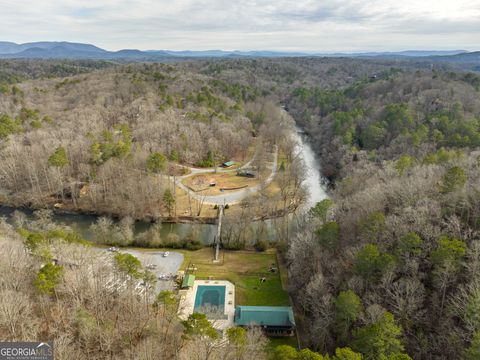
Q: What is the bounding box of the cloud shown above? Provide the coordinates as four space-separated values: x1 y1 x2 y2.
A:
0 0 479 51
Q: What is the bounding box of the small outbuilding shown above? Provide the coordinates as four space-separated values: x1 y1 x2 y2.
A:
222 161 235 168
237 169 256 178
234 306 296 337
181 274 196 289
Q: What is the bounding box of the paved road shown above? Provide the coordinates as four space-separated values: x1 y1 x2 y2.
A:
173 145 278 205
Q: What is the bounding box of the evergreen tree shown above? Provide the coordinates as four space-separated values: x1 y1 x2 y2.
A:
48 146 69 167
352 312 404 360
146 152 167 173
34 263 64 295
163 188 175 217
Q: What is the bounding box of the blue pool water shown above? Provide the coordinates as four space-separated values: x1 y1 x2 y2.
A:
194 285 226 312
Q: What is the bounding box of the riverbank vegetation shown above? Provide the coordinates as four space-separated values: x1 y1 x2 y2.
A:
90 215 205 250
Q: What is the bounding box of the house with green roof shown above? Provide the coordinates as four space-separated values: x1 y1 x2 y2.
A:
234 306 296 337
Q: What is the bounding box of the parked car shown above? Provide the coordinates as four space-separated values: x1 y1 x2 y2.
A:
163 251 170 257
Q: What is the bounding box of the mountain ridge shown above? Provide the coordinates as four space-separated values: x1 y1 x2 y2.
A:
0 41 474 61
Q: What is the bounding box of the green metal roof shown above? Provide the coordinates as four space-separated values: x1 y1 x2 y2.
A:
234 306 295 327
223 161 235 166
181 274 195 288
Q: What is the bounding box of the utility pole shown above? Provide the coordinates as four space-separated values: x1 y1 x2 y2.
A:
173 174 177 217
213 205 224 262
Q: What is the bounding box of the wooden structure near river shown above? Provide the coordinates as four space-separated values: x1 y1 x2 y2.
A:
213 205 224 262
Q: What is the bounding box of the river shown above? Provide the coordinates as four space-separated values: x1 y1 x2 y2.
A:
293 127 329 208
0 205 217 243
0 127 327 244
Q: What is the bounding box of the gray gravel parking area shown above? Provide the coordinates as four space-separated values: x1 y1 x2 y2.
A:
102 248 184 293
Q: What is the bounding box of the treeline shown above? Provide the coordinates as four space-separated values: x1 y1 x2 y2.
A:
287 68 480 359
0 59 116 85
89 216 204 250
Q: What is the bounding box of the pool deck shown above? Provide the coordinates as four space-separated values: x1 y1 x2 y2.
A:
178 279 235 331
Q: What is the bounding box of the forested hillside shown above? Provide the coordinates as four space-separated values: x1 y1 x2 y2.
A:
288 70 480 179
286 69 480 359
0 62 278 218
1 57 480 359
0 57 415 220
0 59 115 84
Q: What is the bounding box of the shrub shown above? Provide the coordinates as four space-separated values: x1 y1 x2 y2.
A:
164 233 182 248
48 146 69 167
254 239 268 252
184 240 203 250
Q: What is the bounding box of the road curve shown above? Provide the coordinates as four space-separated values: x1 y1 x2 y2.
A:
173 146 278 205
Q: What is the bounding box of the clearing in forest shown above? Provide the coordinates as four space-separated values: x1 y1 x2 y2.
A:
182 172 260 195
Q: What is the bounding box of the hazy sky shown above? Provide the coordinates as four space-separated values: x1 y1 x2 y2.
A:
1 0 479 52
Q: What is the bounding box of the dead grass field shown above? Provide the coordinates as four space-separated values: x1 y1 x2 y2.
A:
169 185 218 218
182 172 260 195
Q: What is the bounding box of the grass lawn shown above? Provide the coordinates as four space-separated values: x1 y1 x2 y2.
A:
179 247 290 306
133 246 298 349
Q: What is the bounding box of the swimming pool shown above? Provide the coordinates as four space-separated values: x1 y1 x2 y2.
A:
194 285 226 312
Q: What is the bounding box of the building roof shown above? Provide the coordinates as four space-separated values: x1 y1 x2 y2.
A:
223 161 235 167
237 169 256 176
234 306 296 327
182 274 196 288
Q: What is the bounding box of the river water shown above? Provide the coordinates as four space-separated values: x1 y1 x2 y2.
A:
0 127 327 244
293 127 328 208
0 205 217 243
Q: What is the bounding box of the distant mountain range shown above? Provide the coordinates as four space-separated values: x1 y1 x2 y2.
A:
432 51 480 63
0 41 477 63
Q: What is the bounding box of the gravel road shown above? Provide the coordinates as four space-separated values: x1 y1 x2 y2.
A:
173 145 278 205
100 248 184 293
